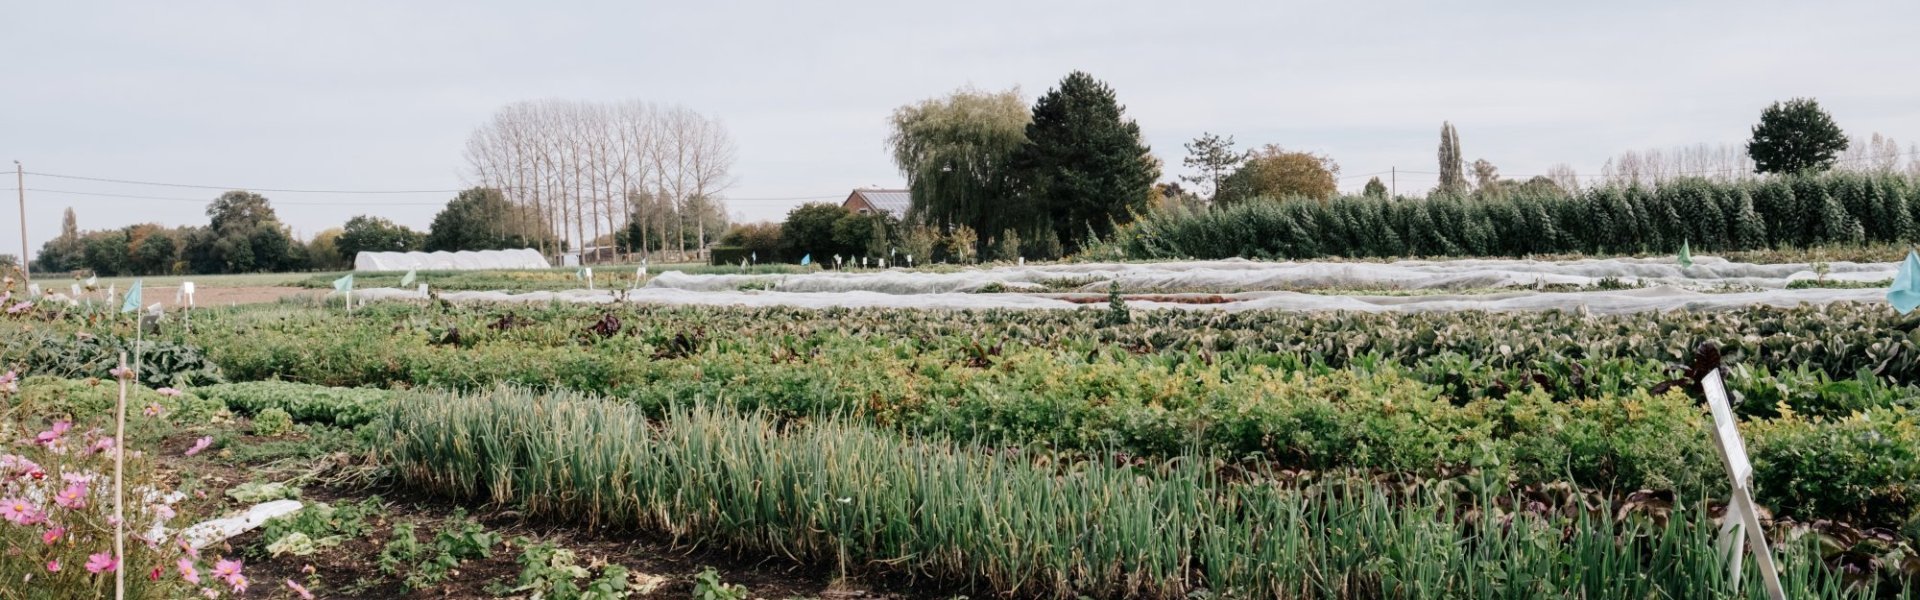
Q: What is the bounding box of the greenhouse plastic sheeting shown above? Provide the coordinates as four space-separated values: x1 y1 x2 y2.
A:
352 284 1887 315
639 256 1900 295
353 249 549 272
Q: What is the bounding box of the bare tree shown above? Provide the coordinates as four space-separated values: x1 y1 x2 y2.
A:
463 99 736 263
1544 164 1580 193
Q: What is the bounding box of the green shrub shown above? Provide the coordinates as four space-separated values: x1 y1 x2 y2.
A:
1748 408 1920 528
14 375 224 423
0 331 222 388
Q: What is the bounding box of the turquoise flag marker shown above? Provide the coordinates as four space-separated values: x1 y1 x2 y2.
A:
333 273 355 314
800 254 811 266
120 279 142 313
399 269 417 287
1889 250 1920 315
1678 240 1693 269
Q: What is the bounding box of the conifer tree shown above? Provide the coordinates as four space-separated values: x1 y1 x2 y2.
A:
1013 71 1159 252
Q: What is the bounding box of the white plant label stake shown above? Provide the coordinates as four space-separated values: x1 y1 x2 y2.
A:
182 281 196 332
1701 369 1786 600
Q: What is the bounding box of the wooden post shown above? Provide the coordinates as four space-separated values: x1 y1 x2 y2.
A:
113 352 128 600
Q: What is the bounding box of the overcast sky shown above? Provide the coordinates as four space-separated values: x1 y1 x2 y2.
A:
4 1 1919 259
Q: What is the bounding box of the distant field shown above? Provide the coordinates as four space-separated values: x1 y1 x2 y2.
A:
291 262 819 292
65 272 319 289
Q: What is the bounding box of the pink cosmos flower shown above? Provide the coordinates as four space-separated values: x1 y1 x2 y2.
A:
212 558 242 584
54 483 87 509
0 454 41 478
143 403 164 417
177 538 199 559
89 437 115 455
35 421 73 445
43 526 65 544
200 588 218 599
151 503 176 522
85 553 118 574
46 561 59 572
149 566 162 581
228 574 249 593
108 366 133 380
6 301 31 314
176 557 200 584
155 387 182 398
0 370 16 393
286 579 314 599
0 497 34 523
184 436 213 456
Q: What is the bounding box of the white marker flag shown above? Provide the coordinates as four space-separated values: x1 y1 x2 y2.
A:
1701 369 1785 600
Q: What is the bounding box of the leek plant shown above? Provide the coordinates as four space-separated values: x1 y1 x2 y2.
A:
383 386 1906 599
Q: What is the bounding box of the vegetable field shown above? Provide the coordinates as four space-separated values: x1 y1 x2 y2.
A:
5 262 1920 598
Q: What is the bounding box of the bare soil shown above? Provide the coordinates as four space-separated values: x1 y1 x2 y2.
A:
141 286 319 308
157 429 945 600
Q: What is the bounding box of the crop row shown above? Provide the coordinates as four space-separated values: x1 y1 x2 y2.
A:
382 386 1904 599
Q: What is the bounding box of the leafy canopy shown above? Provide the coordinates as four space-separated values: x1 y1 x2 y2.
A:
1218 145 1340 204
1748 98 1849 175
887 86 1030 238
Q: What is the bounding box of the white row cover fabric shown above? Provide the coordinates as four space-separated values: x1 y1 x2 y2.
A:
352 285 1887 315
353 249 549 272
640 256 1899 295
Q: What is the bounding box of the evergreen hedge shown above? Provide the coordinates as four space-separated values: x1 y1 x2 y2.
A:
1118 172 1919 260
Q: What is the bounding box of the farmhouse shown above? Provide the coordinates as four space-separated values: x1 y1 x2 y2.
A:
842 188 910 220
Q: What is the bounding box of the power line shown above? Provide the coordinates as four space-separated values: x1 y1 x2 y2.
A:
1377 149 1919 181
19 170 846 202
24 170 462 194
4 187 448 206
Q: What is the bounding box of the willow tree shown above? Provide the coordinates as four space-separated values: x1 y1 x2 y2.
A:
886 86 1031 243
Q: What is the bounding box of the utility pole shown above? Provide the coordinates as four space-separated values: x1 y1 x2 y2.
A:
14 161 26 284
1390 167 1396 200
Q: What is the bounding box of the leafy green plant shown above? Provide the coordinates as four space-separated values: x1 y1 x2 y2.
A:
691 567 746 600
227 480 300 502
251 406 294 436
0 330 222 387
13 376 223 423
259 497 385 557
191 381 395 428
388 510 502 590
511 538 634 600
377 523 423 575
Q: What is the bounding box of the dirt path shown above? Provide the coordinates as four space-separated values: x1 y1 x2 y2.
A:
139 285 319 308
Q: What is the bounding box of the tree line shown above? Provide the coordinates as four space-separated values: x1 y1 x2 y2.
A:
30 187 556 276
1117 171 1920 260
717 71 1158 267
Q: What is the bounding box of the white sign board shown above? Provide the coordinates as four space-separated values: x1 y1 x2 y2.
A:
1701 369 1785 600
